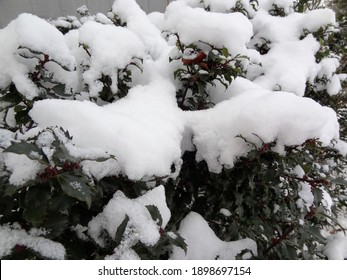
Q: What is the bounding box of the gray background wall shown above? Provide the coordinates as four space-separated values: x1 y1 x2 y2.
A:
0 0 171 28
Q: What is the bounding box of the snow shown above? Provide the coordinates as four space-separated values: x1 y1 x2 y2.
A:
252 35 321 95
170 212 257 259
220 208 232 217
0 129 13 148
0 223 65 259
13 13 75 71
1 153 41 186
79 21 145 98
0 0 347 260
201 0 239 12
163 1 253 58
111 0 168 60
88 185 170 258
326 74 342 96
185 89 339 173
296 182 314 211
77 5 89 16
258 0 295 13
302 9 336 32
293 165 333 213
249 8 338 96
0 13 75 100
324 232 347 260
30 79 184 180
323 211 347 259
173 0 255 15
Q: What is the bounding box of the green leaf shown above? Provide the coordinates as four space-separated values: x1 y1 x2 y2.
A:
167 231 187 254
146 205 163 227
17 46 43 56
57 173 93 208
306 226 327 244
52 84 68 96
25 184 52 208
3 141 49 164
331 178 347 186
115 215 129 245
312 187 323 205
23 206 46 226
15 109 31 126
50 58 74 71
221 47 229 58
14 105 27 113
4 184 28 197
43 213 69 238
235 192 243 206
0 89 22 104
48 193 75 212
52 143 78 163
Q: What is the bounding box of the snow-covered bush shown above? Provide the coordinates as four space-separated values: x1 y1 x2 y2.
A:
0 0 347 259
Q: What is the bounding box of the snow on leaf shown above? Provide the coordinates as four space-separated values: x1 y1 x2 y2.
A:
57 173 93 208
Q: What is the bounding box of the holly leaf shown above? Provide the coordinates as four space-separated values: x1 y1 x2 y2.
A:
52 84 69 97
3 141 49 164
4 184 28 197
331 178 347 186
167 231 187 254
23 206 47 227
312 187 323 205
146 205 163 227
57 174 93 208
221 47 229 58
52 143 79 163
25 184 52 208
42 213 69 238
115 215 129 245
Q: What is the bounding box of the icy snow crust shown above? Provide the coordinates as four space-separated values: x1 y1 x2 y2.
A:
1 0 347 259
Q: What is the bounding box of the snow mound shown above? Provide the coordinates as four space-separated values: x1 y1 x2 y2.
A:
30 79 184 180
88 186 170 251
250 8 338 96
0 224 65 259
111 0 168 59
253 35 321 96
170 212 257 259
163 1 253 57
324 232 347 260
186 89 339 173
1 153 41 186
79 21 145 97
0 13 75 100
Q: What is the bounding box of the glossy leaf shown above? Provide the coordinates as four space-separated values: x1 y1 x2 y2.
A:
57 174 93 208
146 205 163 227
3 141 49 164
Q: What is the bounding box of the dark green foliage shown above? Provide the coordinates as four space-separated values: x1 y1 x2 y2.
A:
81 44 143 102
165 138 346 259
294 0 324 12
230 0 258 17
170 35 247 110
0 47 73 134
0 123 188 259
269 4 287 17
1 0 347 260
